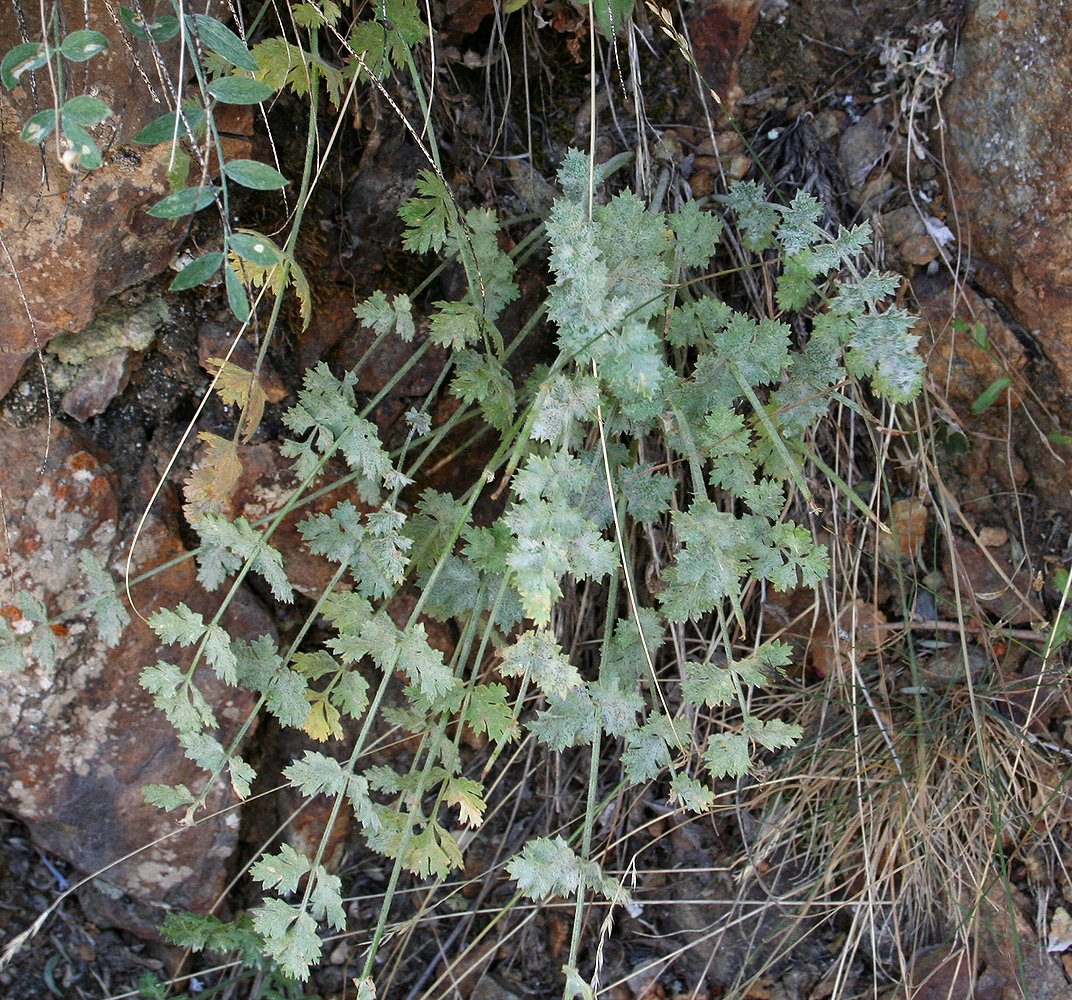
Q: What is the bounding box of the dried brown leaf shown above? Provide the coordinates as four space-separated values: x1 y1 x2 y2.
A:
183 432 243 524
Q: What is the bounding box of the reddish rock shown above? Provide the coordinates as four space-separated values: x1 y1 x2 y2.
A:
941 536 1044 627
203 439 369 599
944 1 1072 405
0 418 268 937
913 274 1028 432
684 1 763 116
912 272 1072 508
440 0 495 36
0 2 252 401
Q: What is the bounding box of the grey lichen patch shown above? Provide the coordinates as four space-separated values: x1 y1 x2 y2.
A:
47 298 170 367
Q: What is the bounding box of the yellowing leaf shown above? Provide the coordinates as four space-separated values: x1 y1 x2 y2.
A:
227 233 312 330
444 776 486 829
183 432 243 524
203 358 267 442
304 694 343 742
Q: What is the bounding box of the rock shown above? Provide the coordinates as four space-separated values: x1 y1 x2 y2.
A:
196 322 287 405
944 0 1072 409
839 106 890 203
684 0 763 117
911 272 1072 508
0 418 268 938
470 974 525 1000
190 438 375 600
45 299 170 421
0 4 188 400
61 350 137 421
941 536 1044 626
49 300 168 368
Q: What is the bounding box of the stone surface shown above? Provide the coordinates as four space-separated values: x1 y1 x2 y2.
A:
911 272 1072 510
685 0 763 116
0 417 269 937
0 3 254 403
61 349 137 421
944 0 1072 406
192 437 374 601
839 106 890 204
0 2 190 399
941 536 1044 627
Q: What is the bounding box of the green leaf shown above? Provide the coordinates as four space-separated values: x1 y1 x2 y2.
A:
170 252 223 291
530 373 600 448
223 159 289 190
499 629 581 699
298 500 409 599
660 499 758 624
225 263 251 322
622 713 678 783
203 624 237 684
355 290 415 341
331 670 370 720
465 683 519 744
233 635 284 690
404 820 464 878
722 180 779 252
669 198 723 268
618 464 676 524
15 593 54 670
2 42 48 89
59 30 109 62
399 169 454 253
429 300 484 351
844 307 923 403
179 731 228 774
186 13 259 72
61 123 102 169
140 660 217 734
119 7 180 41
251 844 311 895
528 688 597 750
79 551 130 648
592 0 635 37
19 109 57 145
61 95 111 126
284 750 348 798
251 899 322 981
196 514 293 602
508 836 581 899
309 867 346 929
143 783 195 811
451 350 515 434
0 628 25 673
669 773 715 813
147 184 217 219
229 231 281 266
705 731 750 779
150 603 207 646
206 76 275 105
971 376 1012 414
134 104 207 145
775 189 824 255
590 675 644 738
396 625 454 704
266 669 311 729
744 714 802 752
281 363 392 487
